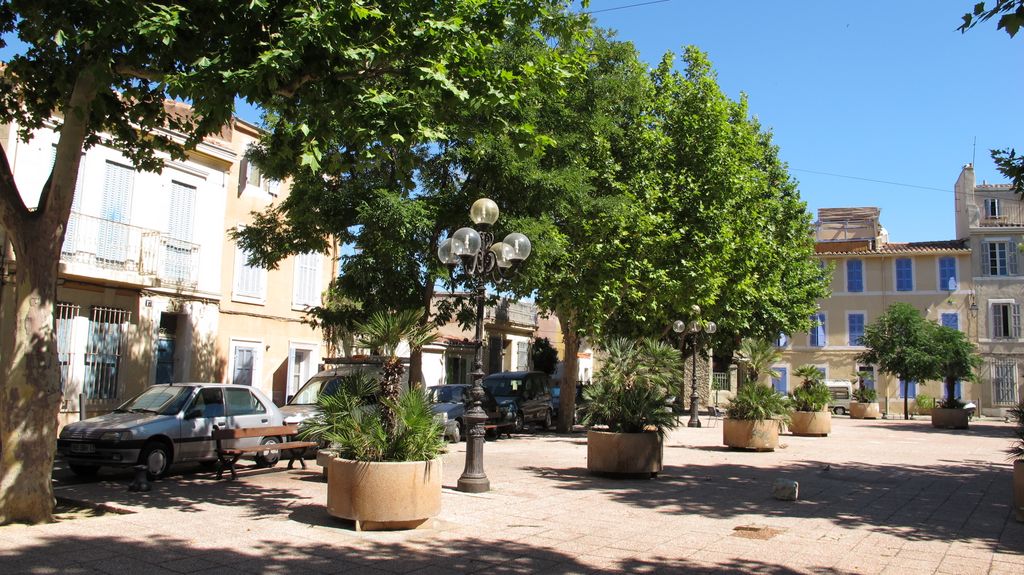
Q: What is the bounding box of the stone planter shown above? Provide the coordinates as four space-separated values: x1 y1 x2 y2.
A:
587 429 663 477
316 449 337 479
931 408 969 430
723 418 780 451
789 410 831 437
849 402 881 419
327 457 441 531
1014 460 1024 523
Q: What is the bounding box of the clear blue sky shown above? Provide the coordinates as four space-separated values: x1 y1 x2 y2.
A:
579 0 1024 242
4 2 1021 242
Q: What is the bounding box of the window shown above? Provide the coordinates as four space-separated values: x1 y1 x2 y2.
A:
188 388 225 418
776 334 789 348
809 313 826 347
938 257 957 291
857 365 876 390
516 342 529 371
899 379 917 399
165 180 196 282
233 244 267 302
846 259 863 292
992 302 1021 339
446 356 468 385
56 302 81 392
895 258 913 291
984 197 1002 218
225 388 267 416
771 367 788 394
848 313 865 346
84 306 131 400
940 312 959 331
266 179 281 197
943 380 962 401
97 161 134 263
232 345 256 386
244 158 261 188
292 252 322 308
983 241 1018 276
993 359 1018 405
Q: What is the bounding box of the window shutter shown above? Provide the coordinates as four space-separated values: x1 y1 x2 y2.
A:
1013 304 1021 338
981 241 990 276
168 181 195 241
238 158 249 196
98 161 134 262
1010 240 1019 276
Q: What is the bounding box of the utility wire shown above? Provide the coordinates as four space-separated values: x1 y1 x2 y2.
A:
791 168 952 193
583 0 672 15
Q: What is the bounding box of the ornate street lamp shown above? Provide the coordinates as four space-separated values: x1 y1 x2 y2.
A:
673 305 717 428
437 198 531 493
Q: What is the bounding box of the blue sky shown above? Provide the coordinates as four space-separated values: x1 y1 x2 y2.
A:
579 0 1024 242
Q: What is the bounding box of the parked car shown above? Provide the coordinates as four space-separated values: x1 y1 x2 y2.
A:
482 371 553 432
427 384 508 442
280 358 408 426
825 380 853 415
57 383 284 480
549 382 586 425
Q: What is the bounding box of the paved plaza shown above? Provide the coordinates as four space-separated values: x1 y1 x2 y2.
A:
1 417 1022 574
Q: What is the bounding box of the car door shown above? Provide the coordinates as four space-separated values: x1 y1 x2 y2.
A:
180 387 226 461
223 387 272 449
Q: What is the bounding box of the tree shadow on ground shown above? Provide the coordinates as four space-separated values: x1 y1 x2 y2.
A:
522 458 1023 554
871 420 1016 441
0 532 864 574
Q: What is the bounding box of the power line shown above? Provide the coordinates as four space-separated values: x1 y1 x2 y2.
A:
583 0 672 15
791 168 952 193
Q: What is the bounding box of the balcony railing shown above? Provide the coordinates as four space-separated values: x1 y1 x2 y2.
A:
61 212 200 288
486 299 538 327
977 201 1024 227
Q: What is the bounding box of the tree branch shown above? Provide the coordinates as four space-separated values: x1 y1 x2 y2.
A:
0 146 30 233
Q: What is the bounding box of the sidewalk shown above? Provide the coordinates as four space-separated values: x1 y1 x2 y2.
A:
1 417 1022 574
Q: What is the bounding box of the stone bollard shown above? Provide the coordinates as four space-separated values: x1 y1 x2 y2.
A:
128 465 151 492
772 478 798 501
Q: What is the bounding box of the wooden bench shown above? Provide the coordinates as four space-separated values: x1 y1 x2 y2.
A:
212 425 317 480
483 421 514 440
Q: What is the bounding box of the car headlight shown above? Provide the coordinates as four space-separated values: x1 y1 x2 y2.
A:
99 431 130 442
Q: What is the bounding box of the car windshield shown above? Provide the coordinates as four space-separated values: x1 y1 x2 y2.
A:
289 376 338 405
483 378 524 397
428 386 464 403
116 386 193 415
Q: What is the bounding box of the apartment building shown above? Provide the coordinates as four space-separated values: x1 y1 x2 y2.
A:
954 164 1024 415
0 114 333 426
779 207 974 417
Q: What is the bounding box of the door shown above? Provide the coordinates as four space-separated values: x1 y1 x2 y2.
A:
155 337 174 384
224 388 271 449
180 387 226 461
288 347 312 401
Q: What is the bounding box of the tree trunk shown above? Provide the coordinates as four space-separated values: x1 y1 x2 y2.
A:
557 313 579 433
0 241 63 524
903 380 910 420
945 376 957 405
408 349 424 389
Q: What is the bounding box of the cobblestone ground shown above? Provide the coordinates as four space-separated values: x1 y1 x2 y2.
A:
1 417 1021 574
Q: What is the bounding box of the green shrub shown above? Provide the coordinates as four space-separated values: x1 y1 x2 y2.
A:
789 380 832 412
298 372 446 462
915 393 936 413
1008 400 1024 461
937 396 966 409
852 386 877 403
726 383 791 428
581 337 682 435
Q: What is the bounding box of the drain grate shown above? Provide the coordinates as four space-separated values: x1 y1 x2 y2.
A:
731 525 785 540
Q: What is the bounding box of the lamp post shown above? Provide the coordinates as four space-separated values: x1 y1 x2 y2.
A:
437 198 531 493
673 306 717 428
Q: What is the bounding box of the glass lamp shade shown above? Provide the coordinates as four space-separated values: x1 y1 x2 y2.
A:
672 320 687 333
503 232 532 261
470 198 500 225
706 321 717 334
490 242 514 268
437 238 460 265
688 321 700 333
451 227 481 256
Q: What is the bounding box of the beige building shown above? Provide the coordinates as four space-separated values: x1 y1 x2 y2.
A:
0 115 334 426
954 164 1024 415
779 207 974 417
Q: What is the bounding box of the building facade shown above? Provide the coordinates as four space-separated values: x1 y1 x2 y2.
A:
0 116 334 426
779 207 975 417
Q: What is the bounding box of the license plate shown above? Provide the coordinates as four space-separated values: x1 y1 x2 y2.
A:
70 443 96 454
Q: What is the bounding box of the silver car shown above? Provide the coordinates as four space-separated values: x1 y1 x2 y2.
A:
57 383 284 480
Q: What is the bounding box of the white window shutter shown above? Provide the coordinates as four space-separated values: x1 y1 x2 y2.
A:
293 252 321 307
1014 304 1021 338
1011 240 1019 276
168 181 195 241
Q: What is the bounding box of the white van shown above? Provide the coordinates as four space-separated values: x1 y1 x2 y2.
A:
824 380 853 415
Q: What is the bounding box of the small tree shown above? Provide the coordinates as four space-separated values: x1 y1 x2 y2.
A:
858 303 938 420
930 324 982 408
531 338 559 376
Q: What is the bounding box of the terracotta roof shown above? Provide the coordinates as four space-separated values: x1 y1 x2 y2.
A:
816 239 969 255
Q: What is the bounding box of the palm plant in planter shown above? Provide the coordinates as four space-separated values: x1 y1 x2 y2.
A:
303 309 444 531
788 365 832 437
850 384 880 419
723 383 791 451
581 337 682 477
1008 401 1024 522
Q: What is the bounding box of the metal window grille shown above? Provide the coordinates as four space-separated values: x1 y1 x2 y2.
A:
712 372 730 391
993 359 1018 405
84 306 130 400
55 302 81 393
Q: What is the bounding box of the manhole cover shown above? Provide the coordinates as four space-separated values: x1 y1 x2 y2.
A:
731 525 784 540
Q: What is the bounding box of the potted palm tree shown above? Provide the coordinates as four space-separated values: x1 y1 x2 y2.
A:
788 365 832 437
738 337 782 386
302 309 445 531
1009 400 1024 522
723 383 791 451
581 337 681 478
849 371 880 419
930 325 981 430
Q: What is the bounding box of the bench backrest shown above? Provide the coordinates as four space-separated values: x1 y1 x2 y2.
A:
212 425 300 440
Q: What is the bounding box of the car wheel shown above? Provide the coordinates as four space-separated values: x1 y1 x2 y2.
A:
449 423 461 444
543 409 553 430
513 412 525 433
140 440 172 480
833 407 847 416
255 436 281 468
456 418 466 442
69 463 100 478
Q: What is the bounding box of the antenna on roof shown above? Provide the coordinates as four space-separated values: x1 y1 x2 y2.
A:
972 136 977 167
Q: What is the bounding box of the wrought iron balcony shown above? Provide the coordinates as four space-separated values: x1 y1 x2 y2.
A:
486 299 538 327
60 212 200 288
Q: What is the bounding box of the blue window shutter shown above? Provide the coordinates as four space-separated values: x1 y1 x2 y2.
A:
810 313 826 347
895 258 913 291
899 379 917 399
848 313 865 346
941 313 959 331
939 257 957 290
846 259 863 292
772 367 787 394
